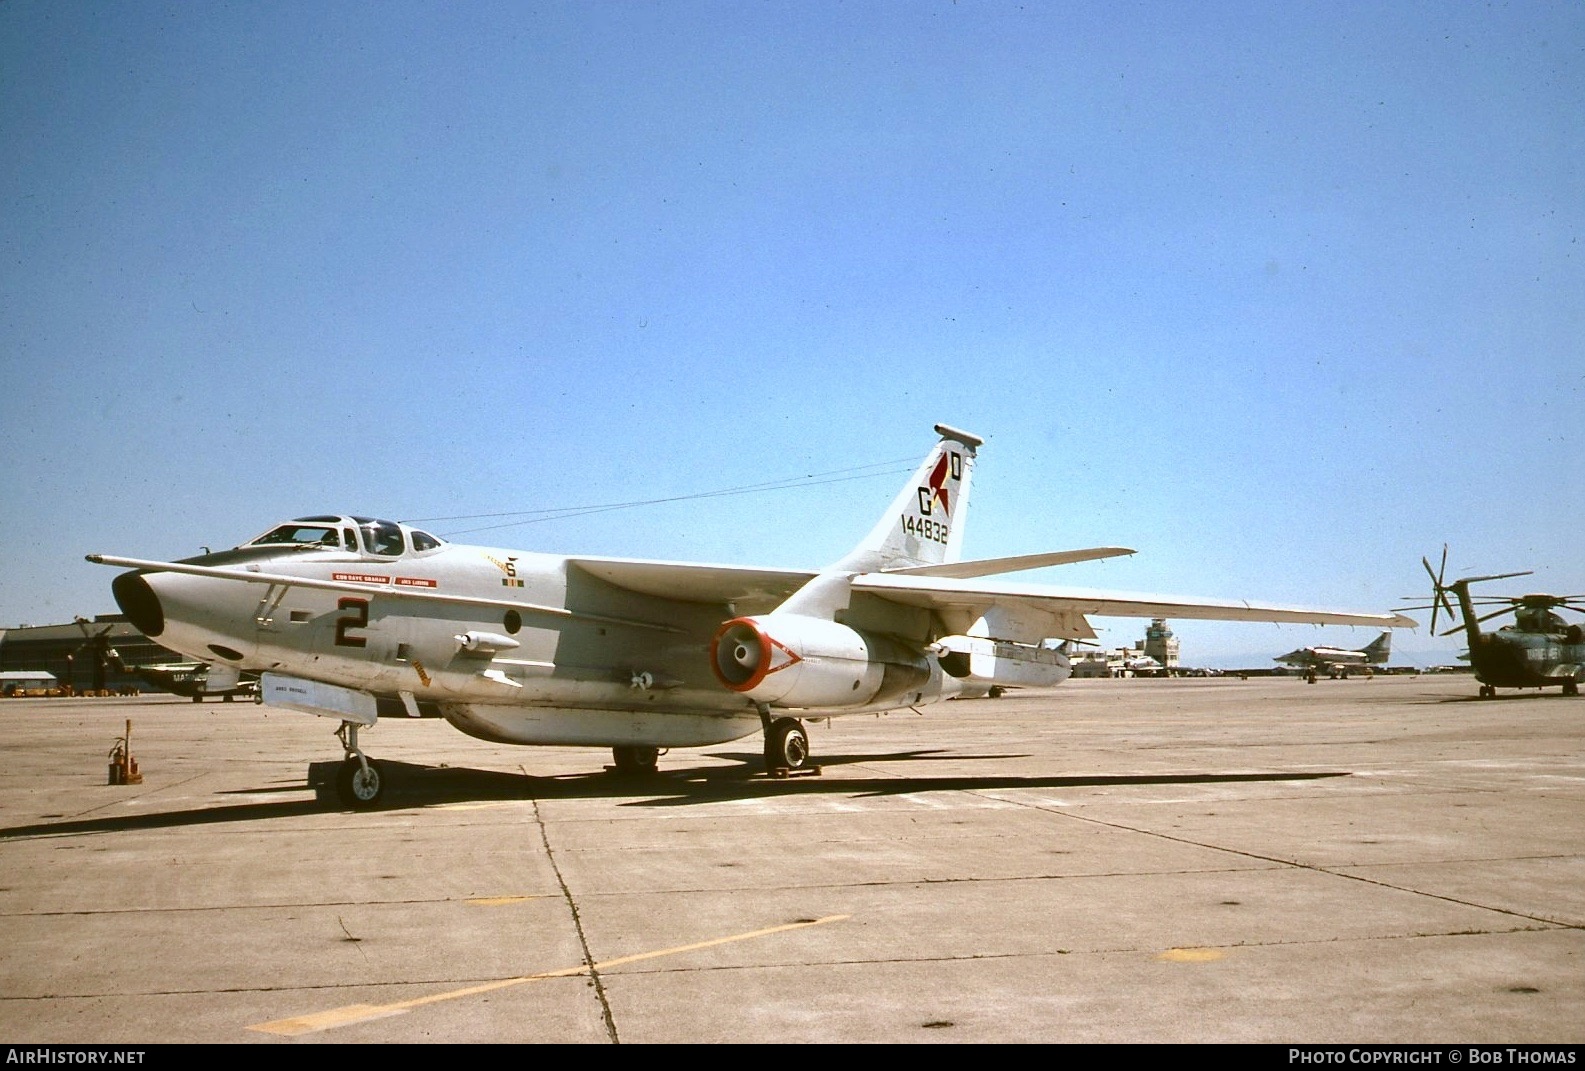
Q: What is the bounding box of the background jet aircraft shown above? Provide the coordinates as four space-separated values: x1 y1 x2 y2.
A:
1275 631 1392 681
89 424 1414 808
1123 654 1166 676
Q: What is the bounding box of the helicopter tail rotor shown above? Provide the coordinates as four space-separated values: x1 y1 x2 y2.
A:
1420 545 1456 635
1409 548 1536 636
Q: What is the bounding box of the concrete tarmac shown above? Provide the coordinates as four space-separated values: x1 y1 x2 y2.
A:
0 675 1581 1044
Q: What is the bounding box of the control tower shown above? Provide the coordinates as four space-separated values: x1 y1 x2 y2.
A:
1143 618 1180 668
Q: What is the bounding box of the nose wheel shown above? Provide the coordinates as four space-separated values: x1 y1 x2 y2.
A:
335 722 385 809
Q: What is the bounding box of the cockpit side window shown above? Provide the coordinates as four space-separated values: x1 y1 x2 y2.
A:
343 527 358 551
361 520 405 556
410 530 444 552
251 524 339 548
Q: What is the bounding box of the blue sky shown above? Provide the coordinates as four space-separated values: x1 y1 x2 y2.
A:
2 1 1580 666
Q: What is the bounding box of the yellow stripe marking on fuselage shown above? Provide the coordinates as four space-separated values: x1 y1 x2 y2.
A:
248 913 850 1036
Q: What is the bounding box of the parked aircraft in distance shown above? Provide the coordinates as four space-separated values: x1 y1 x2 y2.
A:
1404 547 1583 699
1275 631 1392 681
88 424 1415 808
108 648 259 703
1123 654 1166 676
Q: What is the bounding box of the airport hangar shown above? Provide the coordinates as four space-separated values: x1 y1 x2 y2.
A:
0 616 185 696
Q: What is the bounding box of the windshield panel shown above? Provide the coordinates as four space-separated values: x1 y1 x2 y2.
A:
250 524 340 548
360 519 405 556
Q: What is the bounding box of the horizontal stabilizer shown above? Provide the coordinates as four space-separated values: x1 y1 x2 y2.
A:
881 547 1135 579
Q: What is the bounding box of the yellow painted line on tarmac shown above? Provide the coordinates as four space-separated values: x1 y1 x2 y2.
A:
464 895 543 907
248 914 850 1036
1157 947 1227 963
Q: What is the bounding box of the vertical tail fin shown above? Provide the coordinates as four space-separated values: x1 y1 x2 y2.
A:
834 424 980 572
1364 632 1392 662
775 424 981 619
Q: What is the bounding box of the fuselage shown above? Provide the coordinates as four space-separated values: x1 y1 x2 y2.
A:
110 515 977 749
1451 583 1585 689
1465 628 1585 689
1279 647 1369 667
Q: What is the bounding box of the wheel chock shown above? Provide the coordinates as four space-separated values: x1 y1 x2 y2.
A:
767 765 823 779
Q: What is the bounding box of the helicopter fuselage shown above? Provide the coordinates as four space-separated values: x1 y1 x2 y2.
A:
1453 584 1584 695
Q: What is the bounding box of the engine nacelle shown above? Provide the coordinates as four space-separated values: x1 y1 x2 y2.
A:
933 636 1072 688
711 614 930 708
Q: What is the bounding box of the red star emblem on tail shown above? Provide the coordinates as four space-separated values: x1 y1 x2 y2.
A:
927 454 951 513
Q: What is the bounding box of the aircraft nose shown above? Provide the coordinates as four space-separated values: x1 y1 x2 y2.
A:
111 571 164 638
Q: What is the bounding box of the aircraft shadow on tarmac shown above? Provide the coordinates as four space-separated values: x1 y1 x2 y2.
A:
1423 692 1579 703
0 750 1347 840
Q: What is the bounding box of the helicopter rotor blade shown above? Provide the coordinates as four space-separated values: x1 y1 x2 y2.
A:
1459 570 1533 586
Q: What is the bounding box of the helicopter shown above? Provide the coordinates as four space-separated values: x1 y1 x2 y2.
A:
1407 547 1585 699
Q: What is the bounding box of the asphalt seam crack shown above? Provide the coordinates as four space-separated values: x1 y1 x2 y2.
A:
531 795 619 1044
980 790 1585 931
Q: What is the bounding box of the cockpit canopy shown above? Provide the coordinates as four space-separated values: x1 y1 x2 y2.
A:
244 515 445 558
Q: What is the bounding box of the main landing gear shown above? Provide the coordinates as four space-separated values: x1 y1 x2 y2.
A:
759 705 817 778
611 745 660 776
1479 684 1497 699
335 721 384 809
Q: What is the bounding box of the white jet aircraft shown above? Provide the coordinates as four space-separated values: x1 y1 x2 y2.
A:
1275 631 1393 679
88 425 1415 808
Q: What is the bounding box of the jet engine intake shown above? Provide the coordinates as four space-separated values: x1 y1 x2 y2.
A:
710 615 930 708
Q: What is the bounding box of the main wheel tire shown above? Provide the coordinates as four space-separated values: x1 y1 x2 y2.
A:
336 758 384 809
1564 681 1579 697
612 745 660 775
765 717 809 771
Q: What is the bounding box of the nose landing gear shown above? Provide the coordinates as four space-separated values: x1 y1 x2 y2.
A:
335 721 385 808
